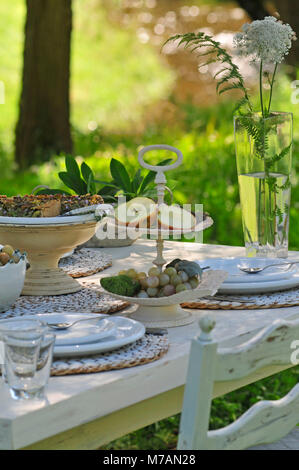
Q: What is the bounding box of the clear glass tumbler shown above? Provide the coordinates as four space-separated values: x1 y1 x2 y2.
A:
0 318 47 382
3 329 55 400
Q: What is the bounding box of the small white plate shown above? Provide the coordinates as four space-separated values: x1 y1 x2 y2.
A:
198 258 297 284
30 313 116 346
217 274 299 294
52 316 145 357
28 314 145 357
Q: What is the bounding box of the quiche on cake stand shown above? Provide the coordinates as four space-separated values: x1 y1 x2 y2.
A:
0 195 110 296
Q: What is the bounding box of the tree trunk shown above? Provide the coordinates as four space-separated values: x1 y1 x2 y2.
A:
15 0 72 170
236 0 270 20
237 0 298 68
274 0 299 67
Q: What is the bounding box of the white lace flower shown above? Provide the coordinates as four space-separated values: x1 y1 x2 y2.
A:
233 16 296 64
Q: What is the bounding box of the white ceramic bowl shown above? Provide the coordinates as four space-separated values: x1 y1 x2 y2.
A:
0 258 27 312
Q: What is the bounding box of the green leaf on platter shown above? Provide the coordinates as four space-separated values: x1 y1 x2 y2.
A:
110 158 132 193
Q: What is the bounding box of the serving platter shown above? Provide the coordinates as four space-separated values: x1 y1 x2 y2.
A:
105 212 214 238
106 269 228 327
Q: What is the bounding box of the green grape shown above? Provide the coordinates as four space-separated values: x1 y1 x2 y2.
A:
164 267 177 277
159 273 170 286
118 270 128 276
158 288 165 298
147 276 159 288
148 267 160 277
183 282 192 290
127 269 138 279
178 271 189 283
139 277 149 289
147 287 159 297
137 290 149 298
137 272 147 280
163 284 176 296
170 274 181 286
190 277 199 289
176 283 187 293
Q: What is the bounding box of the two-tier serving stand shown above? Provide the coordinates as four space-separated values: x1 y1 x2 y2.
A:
102 145 227 327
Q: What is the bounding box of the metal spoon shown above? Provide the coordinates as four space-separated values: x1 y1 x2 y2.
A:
238 261 299 274
47 317 105 330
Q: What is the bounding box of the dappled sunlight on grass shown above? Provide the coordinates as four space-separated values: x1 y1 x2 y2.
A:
71 0 175 132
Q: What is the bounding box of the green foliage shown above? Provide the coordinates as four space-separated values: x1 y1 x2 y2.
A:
39 154 173 202
36 155 95 196
164 31 252 114
98 157 173 202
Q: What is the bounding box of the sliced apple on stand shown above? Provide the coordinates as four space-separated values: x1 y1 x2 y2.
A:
114 197 157 228
157 204 196 232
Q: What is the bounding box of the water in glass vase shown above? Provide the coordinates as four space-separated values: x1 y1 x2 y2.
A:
238 172 291 258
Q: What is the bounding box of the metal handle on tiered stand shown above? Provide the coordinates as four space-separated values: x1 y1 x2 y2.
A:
138 144 183 272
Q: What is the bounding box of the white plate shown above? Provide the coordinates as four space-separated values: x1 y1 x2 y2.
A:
29 314 145 357
198 258 297 284
217 273 299 294
0 213 96 225
29 313 116 346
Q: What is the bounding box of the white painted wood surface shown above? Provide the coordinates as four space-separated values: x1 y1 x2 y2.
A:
0 240 299 449
216 318 299 380
179 314 299 450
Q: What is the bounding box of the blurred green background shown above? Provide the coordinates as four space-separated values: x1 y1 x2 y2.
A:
0 0 298 450
1 0 298 248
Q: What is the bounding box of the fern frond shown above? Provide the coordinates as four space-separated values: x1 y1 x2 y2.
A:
163 32 253 113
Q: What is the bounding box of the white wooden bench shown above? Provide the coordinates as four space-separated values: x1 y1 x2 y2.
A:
178 315 299 450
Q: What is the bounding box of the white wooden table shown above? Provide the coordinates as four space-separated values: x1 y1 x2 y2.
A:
0 240 299 450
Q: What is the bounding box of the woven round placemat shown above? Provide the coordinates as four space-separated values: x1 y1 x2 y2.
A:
50 333 169 376
2 279 130 319
58 248 112 278
181 288 299 310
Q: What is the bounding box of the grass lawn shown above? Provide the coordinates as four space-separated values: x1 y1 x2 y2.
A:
0 0 298 450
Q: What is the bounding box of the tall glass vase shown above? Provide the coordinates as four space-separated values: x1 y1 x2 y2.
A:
234 112 293 258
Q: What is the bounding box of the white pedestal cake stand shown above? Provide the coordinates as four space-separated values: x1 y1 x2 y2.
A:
0 213 101 296
101 144 227 327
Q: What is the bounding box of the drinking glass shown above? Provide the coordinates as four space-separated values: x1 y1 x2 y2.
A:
3 329 55 400
0 318 47 382
234 112 292 258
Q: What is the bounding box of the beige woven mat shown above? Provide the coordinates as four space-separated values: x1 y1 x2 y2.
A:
3 279 130 318
50 333 169 376
181 288 299 310
58 248 112 278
